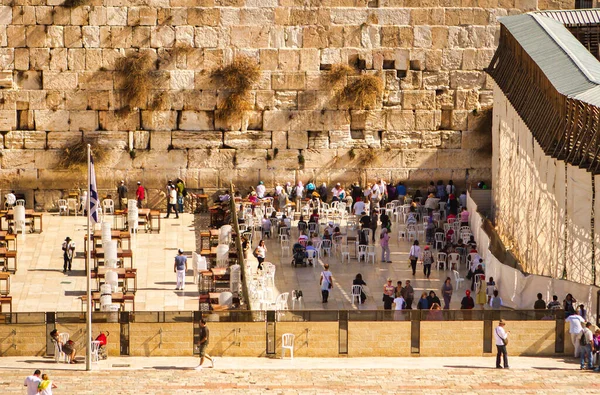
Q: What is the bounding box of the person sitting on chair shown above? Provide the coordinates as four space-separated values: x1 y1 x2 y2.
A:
50 329 77 364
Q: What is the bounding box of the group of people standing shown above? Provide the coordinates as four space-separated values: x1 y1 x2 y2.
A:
165 179 186 219
115 180 146 209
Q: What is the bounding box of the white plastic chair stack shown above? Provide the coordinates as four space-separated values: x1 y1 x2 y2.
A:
13 205 26 237
100 284 112 311
219 225 232 245
104 240 118 269
229 264 241 297
106 270 118 292
216 244 229 268
101 221 112 246
219 291 233 307
127 204 138 233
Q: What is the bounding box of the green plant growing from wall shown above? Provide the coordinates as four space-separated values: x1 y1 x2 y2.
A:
349 148 356 159
273 147 279 159
339 74 383 110
212 57 260 123
62 0 89 8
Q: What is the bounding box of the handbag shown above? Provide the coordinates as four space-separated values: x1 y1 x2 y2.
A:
496 328 509 345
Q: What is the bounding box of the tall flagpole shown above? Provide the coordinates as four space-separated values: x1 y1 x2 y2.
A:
86 144 92 371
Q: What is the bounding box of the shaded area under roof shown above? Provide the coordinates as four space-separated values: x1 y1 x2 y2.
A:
499 13 600 107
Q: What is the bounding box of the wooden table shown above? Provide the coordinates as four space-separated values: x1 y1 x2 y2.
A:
149 210 161 233
84 230 131 252
93 268 137 293
0 231 16 250
0 272 10 295
90 248 133 270
1 210 43 233
0 247 17 273
80 292 135 312
0 295 12 312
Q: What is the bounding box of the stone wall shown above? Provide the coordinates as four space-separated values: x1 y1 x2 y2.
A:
0 0 574 208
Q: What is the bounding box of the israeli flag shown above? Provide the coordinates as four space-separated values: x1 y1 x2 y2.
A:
89 154 99 224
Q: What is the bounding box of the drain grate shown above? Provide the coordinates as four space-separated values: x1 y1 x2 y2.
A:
60 281 71 284
112 364 130 368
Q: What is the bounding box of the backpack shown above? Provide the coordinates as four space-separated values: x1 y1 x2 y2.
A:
182 188 188 197
580 330 588 346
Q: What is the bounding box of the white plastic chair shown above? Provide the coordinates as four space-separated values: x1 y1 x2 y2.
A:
279 227 289 243
281 333 295 359
106 270 119 292
407 225 417 241
362 228 372 243
91 340 102 363
264 263 276 287
58 199 68 216
351 285 362 305
341 244 350 263
306 249 317 266
448 252 460 271
436 252 447 270
453 270 464 290
274 292 289 310
15 199 25 207
357 245 367 262
102 199 114 214
321 239 332 257
54 333 70 363
434 232 445 250
366 245 376 264
292 290 303 309
219 291 233 307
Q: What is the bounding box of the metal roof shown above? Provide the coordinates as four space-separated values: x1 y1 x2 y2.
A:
499 13 600 107
536 9 600 26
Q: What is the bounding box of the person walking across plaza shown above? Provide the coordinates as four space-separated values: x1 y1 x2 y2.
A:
380 228 391 263
409 240 421 276
383 278 395 310
62 236 75 273
176 178 186 213
494 319 509 369
320 263 333 303
195 319 214 370
422 245 433 279
135 181 145 209
165 181 179 219
441 277 453 309
117 180 128 210
174 248 187 291
24 369 41 395
580 322 594 370
566 312 586 358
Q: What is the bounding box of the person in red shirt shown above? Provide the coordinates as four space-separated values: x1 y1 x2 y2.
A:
136 182 145 208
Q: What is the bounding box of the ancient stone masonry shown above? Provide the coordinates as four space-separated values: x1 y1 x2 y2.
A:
0 0 574 207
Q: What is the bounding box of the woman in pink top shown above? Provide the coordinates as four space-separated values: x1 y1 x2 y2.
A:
380 228 391 263
460 207 469 226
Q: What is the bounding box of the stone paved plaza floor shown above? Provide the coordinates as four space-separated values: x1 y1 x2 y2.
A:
8 213 198 312
0 356 594 394
8 212 476 312
247 224 472 310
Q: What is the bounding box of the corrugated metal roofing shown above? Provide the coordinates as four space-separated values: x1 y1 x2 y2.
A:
536 9 600 26
499 13 600 107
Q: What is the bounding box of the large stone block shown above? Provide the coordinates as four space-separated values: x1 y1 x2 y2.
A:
141 111 177 131
381 131 421 149
69 111 98 132
234 148 267 168
179 111 214 131
438 149 470 169
287 130 308 149
99 111 139 131
402 91 435 110
35 110 70 131
47 131 82 149
387 110 415 130
271 73 306 90
171 131 223 149
133 150 187 169
188 148 235 169
224 131 272 149
402 149 437 169
0 110 16 131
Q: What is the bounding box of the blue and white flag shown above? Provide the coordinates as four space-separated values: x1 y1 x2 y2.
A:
89 153 99 224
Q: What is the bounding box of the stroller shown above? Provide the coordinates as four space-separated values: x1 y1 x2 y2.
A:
292 243 307 267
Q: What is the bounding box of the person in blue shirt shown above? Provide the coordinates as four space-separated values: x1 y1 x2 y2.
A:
396 181 407 197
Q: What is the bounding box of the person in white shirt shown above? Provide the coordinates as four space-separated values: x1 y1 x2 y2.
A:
165 182 179 219
261 216 272 238
24 369 41 395
5 190 16 207
353 197 366 216
566 313 586 358
256 181 266 199
494 319 509 368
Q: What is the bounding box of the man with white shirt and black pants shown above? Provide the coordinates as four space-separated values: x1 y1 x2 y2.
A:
494 319 509 369
566 312 586 358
